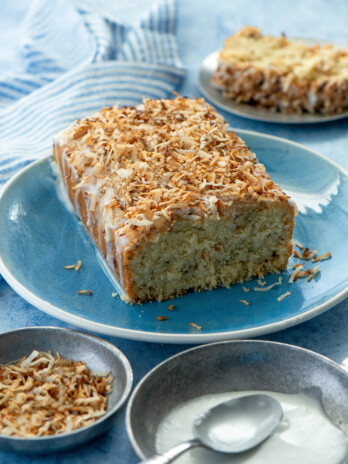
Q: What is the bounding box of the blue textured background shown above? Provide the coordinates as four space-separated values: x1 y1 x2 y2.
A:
1 1 348 463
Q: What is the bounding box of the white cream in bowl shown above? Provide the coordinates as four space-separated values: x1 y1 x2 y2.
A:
156 391 348 464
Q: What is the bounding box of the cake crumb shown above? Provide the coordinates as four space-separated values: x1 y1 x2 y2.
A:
189 322 202 330
112 292 118 298
239 300 250 306
121 294 132 304
242 287 250 292
156 316 168 321
168 304 175 311
277 291 292 302
257 279 267 287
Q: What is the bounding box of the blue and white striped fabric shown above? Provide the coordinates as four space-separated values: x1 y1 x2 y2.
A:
0 0 185 186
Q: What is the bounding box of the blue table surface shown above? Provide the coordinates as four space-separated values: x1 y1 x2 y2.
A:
1 1 348 462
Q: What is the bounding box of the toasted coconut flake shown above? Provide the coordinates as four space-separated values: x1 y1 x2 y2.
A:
242 287 250 292
78 290 93 295
302 248 318 260
57 97 292 244
277 291 292 302
312 251 331 263
0 351 112 437
19 350 40 368
294 248 319 260
289 265 304 283
189 322 202 330
168 305 175 311
238 300 250 306
75 260 82 271
64 264 76 269
127 218 153 227
313 265 320 275
307 265 321 282
257 279 267 287
295 270 312 279
292 240 304 249
254 276 282 292
156 316 168 321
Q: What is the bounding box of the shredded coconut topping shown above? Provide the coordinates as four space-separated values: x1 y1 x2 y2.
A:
308 265 321 282
292 240 304 249
294 248 318 260
312 251 331 263
302 248 318 260
254 276 282 291
55 96 290 243
78 289 93 295
277 291 292 302
289 265 304 283
189 322 202 330
64 260 82 271
75 260 82 271
0 351 112 437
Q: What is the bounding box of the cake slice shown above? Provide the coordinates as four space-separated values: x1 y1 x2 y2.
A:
54 96 296 303
211 26 348 114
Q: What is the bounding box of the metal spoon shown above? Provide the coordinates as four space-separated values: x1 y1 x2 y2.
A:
140 394 283 464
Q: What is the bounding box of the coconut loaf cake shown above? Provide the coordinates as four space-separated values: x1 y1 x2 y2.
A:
53 96 296 303
211 26 348 114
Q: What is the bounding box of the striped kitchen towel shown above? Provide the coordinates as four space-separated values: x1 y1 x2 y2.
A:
0 0 185 186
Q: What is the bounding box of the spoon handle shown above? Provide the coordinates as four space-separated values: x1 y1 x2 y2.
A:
139 439 201 464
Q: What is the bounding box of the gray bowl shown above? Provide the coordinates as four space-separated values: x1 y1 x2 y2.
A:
126 340 348 460
0 326 133 454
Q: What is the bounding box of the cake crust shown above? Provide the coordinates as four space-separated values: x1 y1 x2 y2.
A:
211 26 348 114
54 96 296 302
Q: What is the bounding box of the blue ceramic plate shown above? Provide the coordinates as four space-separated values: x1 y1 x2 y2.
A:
0 130 347 343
